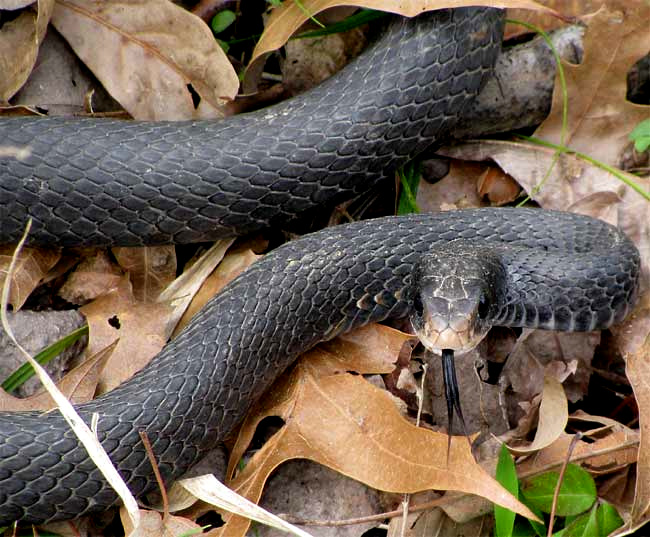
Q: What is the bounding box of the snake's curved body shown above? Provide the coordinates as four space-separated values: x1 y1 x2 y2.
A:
0 9 502 247
0 7 641 526
0 209 640 524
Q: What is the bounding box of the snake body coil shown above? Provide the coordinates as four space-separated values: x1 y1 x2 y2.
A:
1 9 502 247
0 209 640 524
0 7 640 526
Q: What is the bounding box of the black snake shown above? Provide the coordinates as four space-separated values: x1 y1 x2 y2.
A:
0 7 641 526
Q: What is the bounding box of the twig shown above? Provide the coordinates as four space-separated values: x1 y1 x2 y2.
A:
139 431 169 518
547 433 582 537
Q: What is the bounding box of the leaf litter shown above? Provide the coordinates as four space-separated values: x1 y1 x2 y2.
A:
0 0 649 535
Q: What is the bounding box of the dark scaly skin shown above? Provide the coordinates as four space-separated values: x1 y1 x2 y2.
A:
0 7 507 524
0 9 504 247
0 7 639 527
0 209 640 524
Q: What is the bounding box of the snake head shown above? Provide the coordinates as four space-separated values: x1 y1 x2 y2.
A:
409 244 508 354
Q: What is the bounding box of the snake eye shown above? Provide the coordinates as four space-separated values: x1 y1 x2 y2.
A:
412 294 424 317
477 294 489 319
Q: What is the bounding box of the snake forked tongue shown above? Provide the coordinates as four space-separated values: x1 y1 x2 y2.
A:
442 349 469 456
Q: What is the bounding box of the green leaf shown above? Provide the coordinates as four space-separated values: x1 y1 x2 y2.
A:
554 505 600 537
211 10 236 34
296 9 388 40
522 464 596 517
1 325 89 392
396 160 421 214
629 118 650 153
527 503 547 537
596 502 623 534
495 444 518 537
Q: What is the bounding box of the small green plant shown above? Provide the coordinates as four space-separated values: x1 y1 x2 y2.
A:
494 444 623 537
629 119 650 153
210 10 237 52
396 160 422 215
1 325 88 393
211 10 237 35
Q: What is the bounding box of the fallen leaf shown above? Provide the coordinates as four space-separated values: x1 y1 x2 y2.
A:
51 0 238 120
120 507 201 537
282 25 367 95
0 0 54 100
315 323 413 374
175 240 261 336
506 330 599 406
112 246 177 302
0 245 60 309
219 327 536 537
0 340 115 410
80 275 171 394
58 250 123 305
394 507 491 536
508 375 568 454
476 166 521 205
534 2 650 169
625 330 650 528
517 428 638 479
227 323 413 480
250 0 554 66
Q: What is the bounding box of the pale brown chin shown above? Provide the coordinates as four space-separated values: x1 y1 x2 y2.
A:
415 326 485 354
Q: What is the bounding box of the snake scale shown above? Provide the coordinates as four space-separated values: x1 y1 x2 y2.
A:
0 7 641 526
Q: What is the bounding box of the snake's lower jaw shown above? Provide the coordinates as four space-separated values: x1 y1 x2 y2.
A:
414 318 490 355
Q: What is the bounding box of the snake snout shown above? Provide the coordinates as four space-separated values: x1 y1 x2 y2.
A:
409 247 507 354
410 290 491 353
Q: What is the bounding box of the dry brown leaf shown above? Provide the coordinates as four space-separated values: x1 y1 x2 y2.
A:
508 375 567 454
517 428 638 478
535 2 650 168
393 507 491 537
251 0 555 66
58 250 123 305
175 240 262 335
438 141 650 271
51 0 238 120
417 160 488 211
227 323 412 479
511 330 598 403
506 0 602 37
80 275 171 394
625 329 650 527
476 166 521 205
0 245 60 309
317 323 413 374
218 325 535 536
0 340 115 411
112 246 177 302
0 0 54 101
569 412 640 474
282 24 367 95
223 371 535 536
121 507 201 537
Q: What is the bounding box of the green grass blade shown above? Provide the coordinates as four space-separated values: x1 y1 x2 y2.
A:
397 161 421 214
495 443 519 537
2 325 89 393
